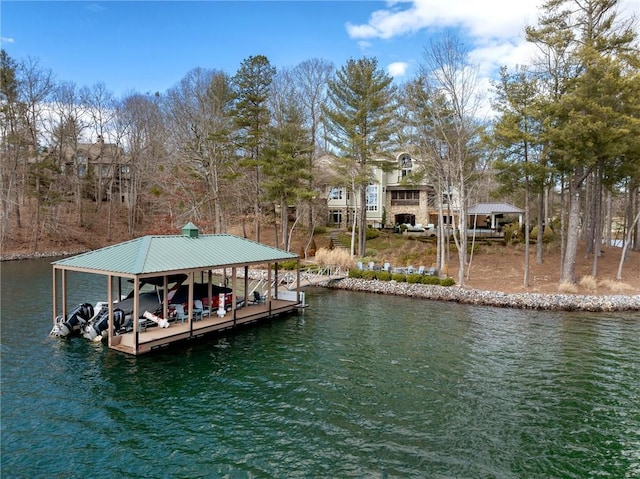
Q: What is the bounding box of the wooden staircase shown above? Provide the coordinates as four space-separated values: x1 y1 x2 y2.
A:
327 230 349 251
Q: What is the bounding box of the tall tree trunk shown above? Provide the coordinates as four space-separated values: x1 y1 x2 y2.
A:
32 176 41 251
358 185 367 257
536 190 544 264
274 202 279 250
616 210 640 280
591 163 603 276
561 167 589 284
524 174 531 288
559 174 566 275
604 189 612 248
254 165 261 243
584 173 594 254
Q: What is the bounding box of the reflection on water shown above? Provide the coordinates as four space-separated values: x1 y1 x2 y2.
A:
1 258 639 478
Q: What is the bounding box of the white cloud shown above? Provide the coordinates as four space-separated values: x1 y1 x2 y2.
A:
347 0 638 74
347 0 638 118
85 3 106 13
387 61 409 77
1 36 15 44
346 0 540 41
345 0 543 104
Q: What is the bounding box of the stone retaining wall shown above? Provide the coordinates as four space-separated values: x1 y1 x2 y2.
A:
322 278 640 312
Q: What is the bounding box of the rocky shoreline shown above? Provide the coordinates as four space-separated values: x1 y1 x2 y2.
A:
4 250 639 312
321 277 640 312
1 249 90 262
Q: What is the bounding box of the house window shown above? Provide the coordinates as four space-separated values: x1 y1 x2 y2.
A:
366 184 378 212
329 187 343 200
391 190 420 200
399 154 412 177
391 190 420 205
427 190 437 208
329 210 342 225
77 156 87 178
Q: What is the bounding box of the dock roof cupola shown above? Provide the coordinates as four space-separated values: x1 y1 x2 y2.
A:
181 222 199 238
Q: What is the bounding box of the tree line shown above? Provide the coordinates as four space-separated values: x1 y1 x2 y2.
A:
1 0 639 286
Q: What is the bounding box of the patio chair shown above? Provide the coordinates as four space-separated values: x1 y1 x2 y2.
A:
193 299 206 320
252 290 265 304
417 266 425 275
174 304 187 323
406 265 414 274
383 262 391 272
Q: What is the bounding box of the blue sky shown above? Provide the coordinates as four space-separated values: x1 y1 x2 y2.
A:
1 1 637 98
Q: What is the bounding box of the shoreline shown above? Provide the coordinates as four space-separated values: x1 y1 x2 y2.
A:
321 277 640 312
4 250 639 312
1 249 90 262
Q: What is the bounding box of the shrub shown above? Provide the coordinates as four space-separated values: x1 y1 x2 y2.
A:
376 271 392 281
348 269 363 278
392 273 406 282
440 277 455 287
504 223 520 244
278 260 298 270
362 270 377 280
313 225 327 234
308 238 317 256
543 225 555 242
366 228 380 240
406 273 423 284
422 275 441 285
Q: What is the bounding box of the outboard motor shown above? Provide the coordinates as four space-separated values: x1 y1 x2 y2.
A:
50 303 94 337
83 308 124 341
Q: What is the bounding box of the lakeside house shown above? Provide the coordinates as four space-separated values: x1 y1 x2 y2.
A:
320 152 461 230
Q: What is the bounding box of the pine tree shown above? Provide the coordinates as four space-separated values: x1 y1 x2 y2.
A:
527 0 639 283
323 57 397 257
232 55 276 242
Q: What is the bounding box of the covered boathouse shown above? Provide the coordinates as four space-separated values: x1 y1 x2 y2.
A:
51 223 302 355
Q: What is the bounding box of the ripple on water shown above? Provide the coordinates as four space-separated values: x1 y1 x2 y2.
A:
1 266 639 478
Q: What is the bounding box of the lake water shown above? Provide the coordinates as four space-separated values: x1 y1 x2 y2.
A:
1 258 639 478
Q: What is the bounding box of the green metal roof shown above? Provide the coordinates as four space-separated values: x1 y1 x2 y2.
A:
52 234 299 276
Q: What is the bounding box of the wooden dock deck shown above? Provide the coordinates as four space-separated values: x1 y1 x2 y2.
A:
111 298 300 355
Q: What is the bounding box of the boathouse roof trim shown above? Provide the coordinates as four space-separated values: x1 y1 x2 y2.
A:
52 234 299 276
467 202 524 215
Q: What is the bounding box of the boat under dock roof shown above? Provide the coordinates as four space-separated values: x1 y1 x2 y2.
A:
51 224 303 355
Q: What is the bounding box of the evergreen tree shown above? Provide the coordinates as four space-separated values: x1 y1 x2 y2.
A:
232 55 276 242
323 57 397 257
527 0 639 283
490 66 548 286
262 84 313 251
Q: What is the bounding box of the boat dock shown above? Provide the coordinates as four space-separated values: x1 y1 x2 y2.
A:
51 223 303 355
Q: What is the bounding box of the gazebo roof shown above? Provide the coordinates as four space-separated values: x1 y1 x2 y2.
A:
467 202 524 215
52 232 298 277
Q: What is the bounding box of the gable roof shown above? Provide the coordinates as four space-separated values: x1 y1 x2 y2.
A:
468 202 524 215
52 234 298 277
